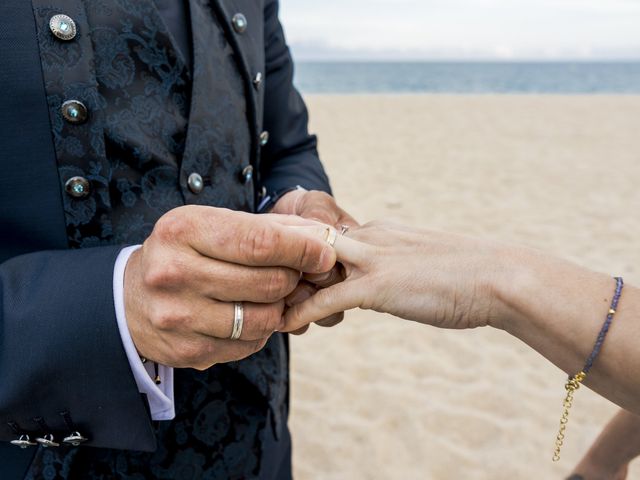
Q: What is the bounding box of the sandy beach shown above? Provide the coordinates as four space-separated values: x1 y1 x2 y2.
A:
289 95 640 479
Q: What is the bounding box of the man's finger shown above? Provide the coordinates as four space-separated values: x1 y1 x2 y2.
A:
175 207 336 273
314 312 344 328
304 265 344 288
295 191 360 228
187 299 285 342
192 337 271 369
289 325 310 336
285 282 317 308
190 259 301 303
261 213 324 228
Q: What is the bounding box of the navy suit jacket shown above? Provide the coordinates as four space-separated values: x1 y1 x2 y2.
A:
0 0 330 477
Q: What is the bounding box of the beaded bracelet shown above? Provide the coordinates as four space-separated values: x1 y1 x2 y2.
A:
552 276 624 462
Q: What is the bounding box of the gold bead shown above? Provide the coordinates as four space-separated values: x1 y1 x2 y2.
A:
609 308 616 315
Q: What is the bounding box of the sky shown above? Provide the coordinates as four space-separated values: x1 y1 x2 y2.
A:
279 0 640 61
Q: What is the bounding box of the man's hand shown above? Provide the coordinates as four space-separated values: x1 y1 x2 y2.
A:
124 206 336 370
272 190 358 334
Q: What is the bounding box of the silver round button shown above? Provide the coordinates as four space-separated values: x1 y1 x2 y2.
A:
241 165 254 184
65 176 91 198
232 13 248 34
259 131 269 147
61 100 88 124
188 173 204 194
49 14 77 41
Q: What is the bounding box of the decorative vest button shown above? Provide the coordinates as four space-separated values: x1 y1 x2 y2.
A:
253 72 263 89
36 434 60 448
241 165 254 184
10 435 37 449
63 431 88 446
49 14 77 41
188 173 204 194
232 13 248 33
65 176 91 198
61 100 88 124
259 131 269 147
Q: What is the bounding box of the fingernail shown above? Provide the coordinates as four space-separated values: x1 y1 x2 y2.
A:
317 245 336 273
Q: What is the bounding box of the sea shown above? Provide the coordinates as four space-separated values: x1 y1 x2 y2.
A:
293 62 640 94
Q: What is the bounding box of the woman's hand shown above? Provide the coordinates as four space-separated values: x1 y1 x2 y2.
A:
282 221 510 332
284 219 640 416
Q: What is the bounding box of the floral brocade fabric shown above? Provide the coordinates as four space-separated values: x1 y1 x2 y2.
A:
31 0 255 247
26 0 287 478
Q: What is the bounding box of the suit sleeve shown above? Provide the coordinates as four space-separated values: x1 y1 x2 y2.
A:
0 0 155 453
0 247 157 452
259 0 332 196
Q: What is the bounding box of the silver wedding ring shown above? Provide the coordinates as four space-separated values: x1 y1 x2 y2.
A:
340 224 350 236
230 302 244 340
324 227 338 247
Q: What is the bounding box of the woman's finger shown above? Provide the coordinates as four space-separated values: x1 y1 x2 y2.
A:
287 225 370 266
281 281 360 332
334 233 371 265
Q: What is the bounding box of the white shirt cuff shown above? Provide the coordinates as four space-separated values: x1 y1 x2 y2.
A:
113 245 175 421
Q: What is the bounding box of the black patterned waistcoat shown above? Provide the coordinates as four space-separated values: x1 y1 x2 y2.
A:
24 0 288 477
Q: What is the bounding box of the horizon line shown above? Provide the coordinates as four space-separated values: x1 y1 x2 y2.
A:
293 58 640 63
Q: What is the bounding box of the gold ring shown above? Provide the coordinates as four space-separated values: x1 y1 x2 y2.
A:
324 227 338 247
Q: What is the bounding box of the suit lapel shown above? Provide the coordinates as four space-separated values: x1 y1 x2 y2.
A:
0 0 68 260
